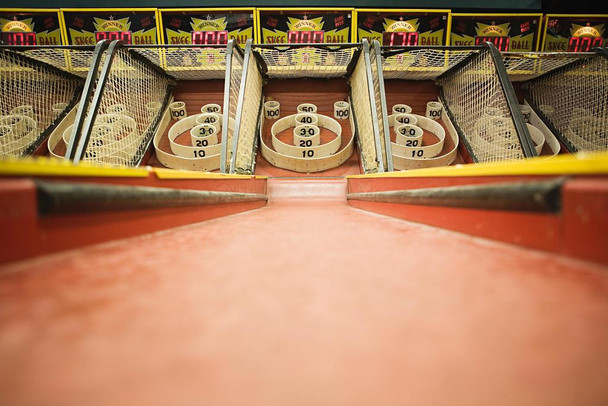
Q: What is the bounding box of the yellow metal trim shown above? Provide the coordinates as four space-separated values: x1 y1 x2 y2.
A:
0 8 60 12
451 13 544 17
446 11 452 45
153 168 266 180
347 153 608 179
160 7 255 12
540 15 548 51
0 157 149 178
254 8 260 43
58 10 69 45
351 10 357 42
544 14 608 18
534 13 543 51
60 8 158 12
155 9 162 45
257 7 354 11
356 8 451 13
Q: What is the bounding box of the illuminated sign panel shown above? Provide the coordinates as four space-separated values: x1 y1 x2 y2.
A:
62 9 158 45
543 15 608 52
357 9 449 46
451 14 542 51
160 9 253 45
0 10 62 45
258 9 352 44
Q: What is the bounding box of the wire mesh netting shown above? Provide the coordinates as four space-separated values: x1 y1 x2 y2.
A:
382 48 478 80
503 51 593 82
368 43 388 169
350 50 379 172
436 49 526 163
0 49 82 159
20 48 98 78
223 47 243 172
77 46 173 166
232 49 262 174
526 53 608 152
253 45 357 79
130 46 228 81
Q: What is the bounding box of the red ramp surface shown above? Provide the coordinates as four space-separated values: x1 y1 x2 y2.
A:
1 179 607 405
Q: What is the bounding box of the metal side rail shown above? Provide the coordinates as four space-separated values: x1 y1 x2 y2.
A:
347 178 563 212
35 180 267 215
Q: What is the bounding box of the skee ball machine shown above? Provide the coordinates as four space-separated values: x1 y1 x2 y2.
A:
234 39 385 175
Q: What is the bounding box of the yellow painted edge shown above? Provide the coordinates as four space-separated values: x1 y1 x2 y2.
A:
257 7 354 11
155 9 162 45
545 14 608 18
0 8 60 12
0 158 149 178
58 9 68 45
451 13 544 17
153 168 266 180
351 10 357 42
446 11 452 45
540 15 548 51
61 8 159 12
347 152 608 179
160 8 255 12
534 12 543 51
356 8 451 13
254 8 260 43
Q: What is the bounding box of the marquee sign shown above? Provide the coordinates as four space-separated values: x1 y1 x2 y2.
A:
356 9 450 46
0 9 62 45
61 8 159 45
451 13 542 52
257 8 353 44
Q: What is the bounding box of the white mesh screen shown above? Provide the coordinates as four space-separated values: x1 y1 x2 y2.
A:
526 53 608 152
79 47 172 166
350 51 379 173
255 46 356 79
22 48 98 78
223 48 243 173
368 44 388 169
233 51 262 174
503 52 592 82
130 46 228 81
0 49 82 159
437 50 525 163
382 48 477 80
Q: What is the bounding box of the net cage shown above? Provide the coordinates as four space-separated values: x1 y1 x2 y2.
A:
58 41 174 167
0 47 84 159
51 40 242 170
381 44 536 165
507 49 608 153
236 39 386 174
124 42 244 172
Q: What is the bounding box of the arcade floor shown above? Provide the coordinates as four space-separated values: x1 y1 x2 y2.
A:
1 178 607 405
